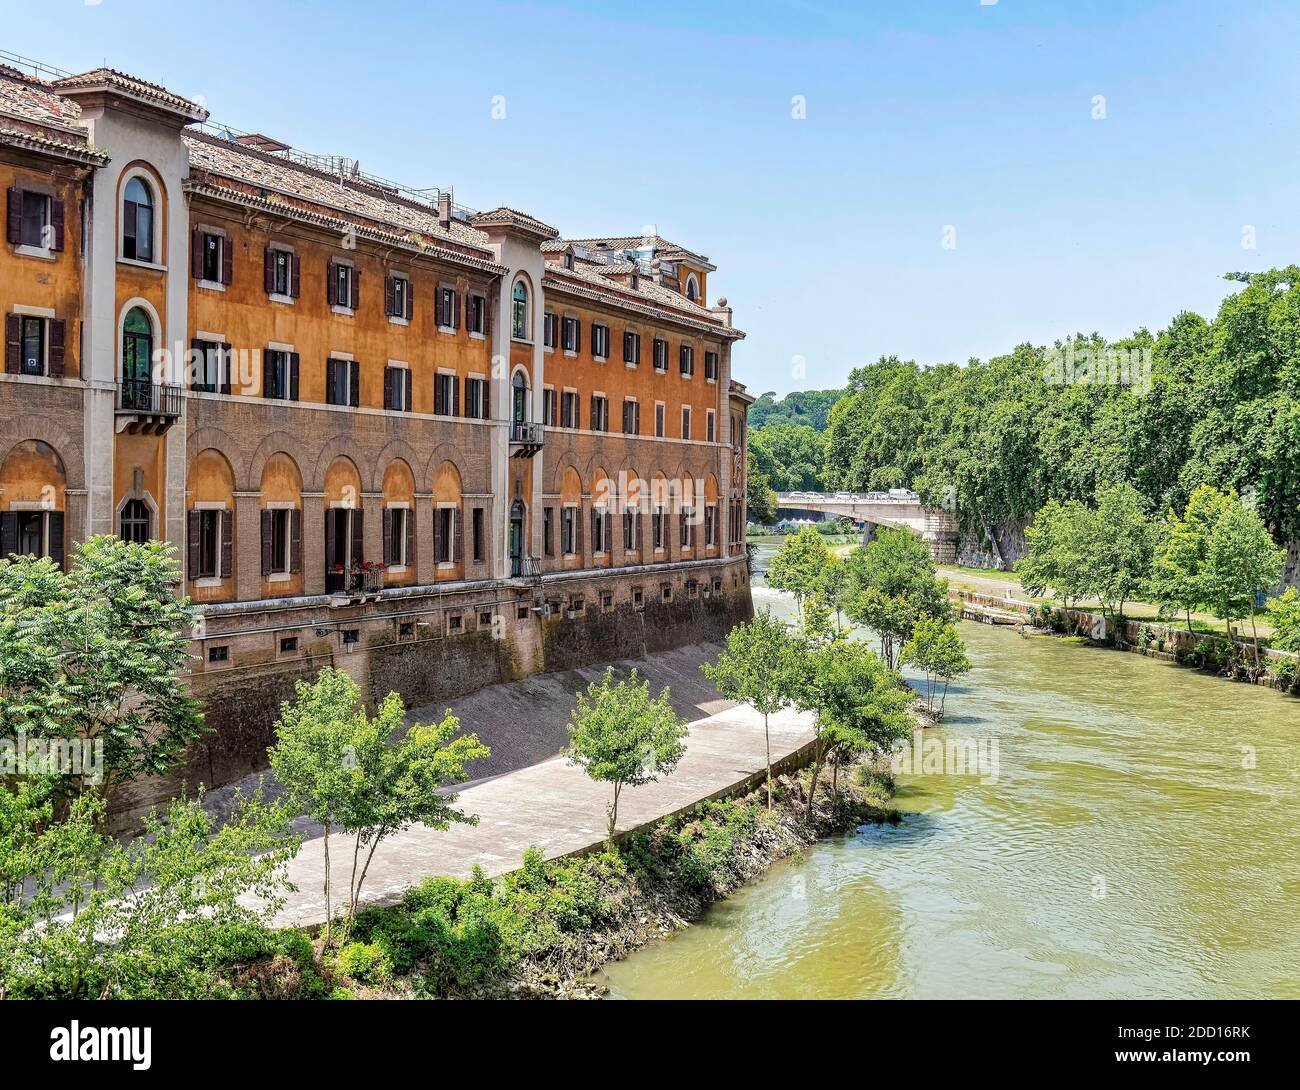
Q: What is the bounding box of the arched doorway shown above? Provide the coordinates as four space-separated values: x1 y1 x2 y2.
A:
509 498 526 576
512 370 529 429
121 306 153 409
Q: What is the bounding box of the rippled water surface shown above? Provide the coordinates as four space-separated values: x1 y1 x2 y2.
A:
601 545 1300 998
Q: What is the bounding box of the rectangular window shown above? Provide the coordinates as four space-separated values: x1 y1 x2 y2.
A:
268 508 291 574
622 398 640 435
434 372 456 416
326 358 357 407
472 507 485 562
387 275 412 321
543 506 554 556
193 341 226 393
590 395 608 432
679 344 694 377
681 508 694 549
438 286 458 329
201 232 222 282
705 505 717 546
386 507 409 566
562 316 580 352
264 349 297 400
19 191 50 248
385 365 412 411
562 507 577 555
542 388 557 427
623 330 640 366
20 315 45 376
468 294 486 334
704 351 719 381
272 248 293 296
342 629 360 645
653 506 664 550
561 390 579 428
591 323 610 359
333 263 355 310
592 508 605 553
655 402 665 438
623 510 637 551
279 636 298 653
681 406 692 440
435 507 456 564
465 376 487 419
543 311 557 348
653 337 668 372
706 409 716 443
198 509 221 578
448 614 463 633
208 645 229 663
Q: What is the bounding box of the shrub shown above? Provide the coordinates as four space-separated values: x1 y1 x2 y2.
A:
334 941 392 986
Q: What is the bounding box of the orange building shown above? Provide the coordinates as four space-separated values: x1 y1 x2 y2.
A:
0 54 753 811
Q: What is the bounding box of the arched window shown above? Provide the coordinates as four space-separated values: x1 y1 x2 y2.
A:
123 177 154 262
511 279 529 340
685 274 699 302
511 369 529 426
121 307 154 409
120 499 151 544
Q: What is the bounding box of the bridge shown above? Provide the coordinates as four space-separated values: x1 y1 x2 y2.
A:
774 490 959 562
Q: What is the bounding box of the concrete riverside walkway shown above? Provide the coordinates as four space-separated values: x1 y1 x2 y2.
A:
268 704 816 929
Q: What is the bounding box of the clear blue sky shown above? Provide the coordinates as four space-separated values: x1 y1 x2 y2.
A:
9 0 1300 396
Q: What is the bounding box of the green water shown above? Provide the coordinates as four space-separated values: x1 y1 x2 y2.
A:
601 549 1300 999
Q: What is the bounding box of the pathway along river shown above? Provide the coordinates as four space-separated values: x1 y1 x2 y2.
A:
601 542 1300 998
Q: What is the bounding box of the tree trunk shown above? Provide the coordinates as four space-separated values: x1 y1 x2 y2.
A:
343 832 385 943
804 744 825 821
322 822 333 947
763 711 773 810
1250 614 1261 671
607 782 622 842
939 678 951 718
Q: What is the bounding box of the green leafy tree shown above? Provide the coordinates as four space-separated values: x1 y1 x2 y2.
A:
843 528 952 669
767 524 834 618
565 668 689 841
1203 496 1285 667
745 450 778 527
749 421 828 492
1265 587 1300 653
1153 484 1233 630
1087 482 1159 622
702 609 798 809
269 667 489 944
0 537 203 795
901 616 972 718
1018 498 1094 608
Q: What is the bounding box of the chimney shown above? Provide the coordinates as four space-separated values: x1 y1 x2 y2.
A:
437 191 451 230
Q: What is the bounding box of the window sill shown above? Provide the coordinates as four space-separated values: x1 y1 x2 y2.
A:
387 564 409 575
469 331 486 341
195 576 226 588
543 345 555 354
511 337 533 346
706 377 717 385
14 244 55 261
594 355 607 363
197 279 226 293
437 325 457 335
331 305 355 317
267 571 291 583
437 561 456 571
625 361 638 369
118 256 166 272
269 292 295 306
389 315 410 327
563 349 577 359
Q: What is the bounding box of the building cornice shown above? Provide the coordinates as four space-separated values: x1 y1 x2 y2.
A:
542 274 745 341
0 126 107 167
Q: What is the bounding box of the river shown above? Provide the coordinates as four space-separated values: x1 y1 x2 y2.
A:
601 542 1300 999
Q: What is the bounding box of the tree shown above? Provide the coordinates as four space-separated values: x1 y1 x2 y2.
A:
749 421 828 492
1018 498 1093 608
1153 484 1233 630
766 524 834 618
745 449 778 527
1265 587 1300 652
843 528 952 669
1087 482 1159 623
0 537 204 796
1203 496 1285 667
788 632 913 817
702 609 798 809
565 668 688 841
901 616 972 718
269 667 489 944
0 778 297 999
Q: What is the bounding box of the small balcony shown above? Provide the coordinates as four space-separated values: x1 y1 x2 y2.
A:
511 554 542 581
116 380 183 435
509 420 544 458
326 562 385 603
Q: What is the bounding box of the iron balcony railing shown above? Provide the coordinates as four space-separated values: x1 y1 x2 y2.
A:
118 380 183 416
511 554 542 579
510 420 544 445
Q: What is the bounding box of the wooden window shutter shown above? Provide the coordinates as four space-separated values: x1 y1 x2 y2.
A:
260 509 274 575
5 188 21 245
483 380 490 420
384 275 395 317
220 343 232 394
324 508 337 572
463 375 472 417
591 394 599 430
191 227 204 278
383 366 395 410
5 313 21 373
452 375 460 416
263 351 276 398
405 507 415 567
327 261 338 306
263 247 275 294
575 503 584 559
351 268 360 310
291 253 301 298
463 291 472 330
186 511 201 579
351 509 364 565
289 353 300 400
485 292 493 335
48 319 65 378
349 361 360 407
289 509 302 573
221 236 233 285
382 508 393 566
220 510 234 579
50 199 65 252
0 512 17 558
404 369 412 413
433 507 444 563
453 506 463 565
47 512 65 571
604 512 612 557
